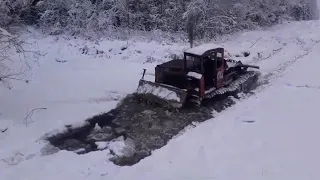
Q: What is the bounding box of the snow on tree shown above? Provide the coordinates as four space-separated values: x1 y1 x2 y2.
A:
183 0 206 47
0 26 41 88
2 0 319 40
0 27 12 37
0 27 22 87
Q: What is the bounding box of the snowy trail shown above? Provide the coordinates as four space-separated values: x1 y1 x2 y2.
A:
109 35 320 180
1 20 320 180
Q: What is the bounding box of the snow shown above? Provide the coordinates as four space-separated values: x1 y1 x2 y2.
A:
0 27 13 37
2 19 320 180
226 60 238 67
95 141 108 150
108 136 127 157
93 123 101 131
73 148 86 153
184 43 222 56
137 81 182 102
187 71 202 79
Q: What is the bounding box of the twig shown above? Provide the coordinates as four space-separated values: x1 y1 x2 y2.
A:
0 69 29 84
0 28 42 87
1 152 24 166
1 127 8 133
250 37 262 48
24 108 47 126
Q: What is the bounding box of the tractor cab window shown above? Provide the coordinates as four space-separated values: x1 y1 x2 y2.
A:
186 55 201 65
185 55 203 72
186 55 200 63
216 52 223 68
207 52 223 68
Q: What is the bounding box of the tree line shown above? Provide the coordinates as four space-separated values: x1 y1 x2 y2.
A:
0 0 319 40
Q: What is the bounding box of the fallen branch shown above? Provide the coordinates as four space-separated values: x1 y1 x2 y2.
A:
1 127 8 133
250 37 262 48
0 27 42 88
1 152 24 166
24 108 47 126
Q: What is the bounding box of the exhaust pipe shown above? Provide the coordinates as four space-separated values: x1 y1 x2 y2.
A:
141 69 147 80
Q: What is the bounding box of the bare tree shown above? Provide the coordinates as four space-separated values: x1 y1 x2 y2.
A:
183 0 206 47
186 14 198 48
0 27 40 89
2 0 317 42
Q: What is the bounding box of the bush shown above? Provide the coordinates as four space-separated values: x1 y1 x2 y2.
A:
0 0 319 39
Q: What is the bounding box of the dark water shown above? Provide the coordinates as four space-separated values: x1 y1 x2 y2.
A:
46 71 260 166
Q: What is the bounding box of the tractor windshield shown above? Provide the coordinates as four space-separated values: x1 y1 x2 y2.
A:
186 55 201 64
185 55 202 72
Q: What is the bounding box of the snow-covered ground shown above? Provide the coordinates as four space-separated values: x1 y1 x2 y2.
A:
1 19 320 180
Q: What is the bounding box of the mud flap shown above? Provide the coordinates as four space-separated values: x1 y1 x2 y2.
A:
136 79 188 108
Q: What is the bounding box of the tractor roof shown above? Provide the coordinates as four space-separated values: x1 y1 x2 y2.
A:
184 43 222 56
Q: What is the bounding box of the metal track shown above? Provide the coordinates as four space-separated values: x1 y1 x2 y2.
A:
204 71 261 99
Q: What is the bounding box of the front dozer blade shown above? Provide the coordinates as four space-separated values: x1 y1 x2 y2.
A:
136 79 188 108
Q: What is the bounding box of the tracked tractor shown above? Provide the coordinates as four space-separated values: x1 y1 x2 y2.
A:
136 43 260 108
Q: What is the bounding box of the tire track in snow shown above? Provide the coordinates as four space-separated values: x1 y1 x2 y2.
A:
284 83 320 90
254 38 320 93
249 37 288 64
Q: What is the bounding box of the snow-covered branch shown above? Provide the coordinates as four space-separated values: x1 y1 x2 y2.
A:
0 27 12 37
1 0 318 39
0 27 40 88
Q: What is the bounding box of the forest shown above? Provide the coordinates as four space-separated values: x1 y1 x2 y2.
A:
0 0 319 40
